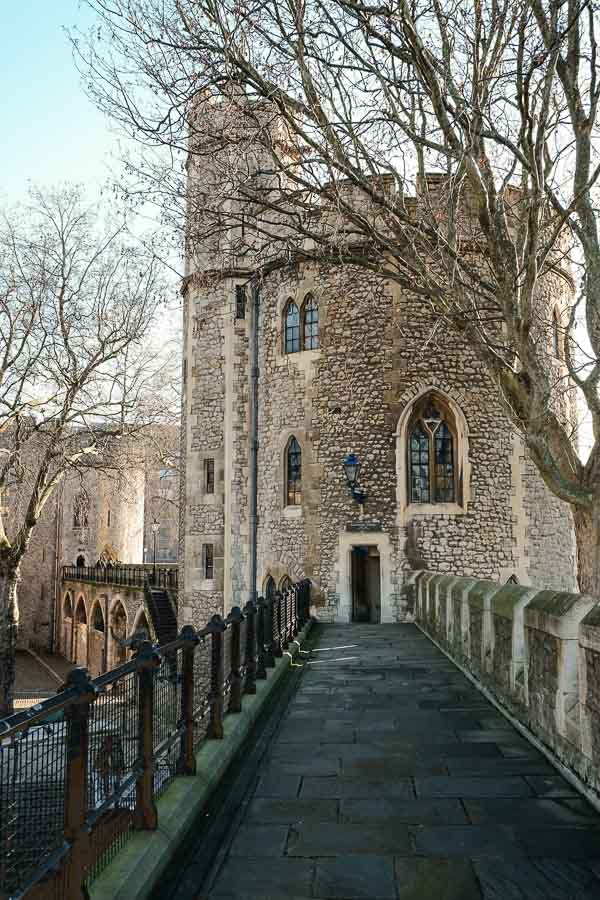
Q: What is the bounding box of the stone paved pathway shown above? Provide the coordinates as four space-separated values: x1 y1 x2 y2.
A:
205 624 600 899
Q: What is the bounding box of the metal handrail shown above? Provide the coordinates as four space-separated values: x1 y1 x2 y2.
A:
0 578 312 899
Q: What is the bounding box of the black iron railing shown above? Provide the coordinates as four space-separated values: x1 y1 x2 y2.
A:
62 564 178 591
0 580 311 898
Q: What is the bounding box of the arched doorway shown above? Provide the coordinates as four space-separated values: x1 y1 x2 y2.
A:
88 602 105 676
61 593 73 658
74 596 88 666
132 608 150 644
109 600 128 668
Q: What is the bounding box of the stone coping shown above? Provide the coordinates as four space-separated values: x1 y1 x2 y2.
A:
525 591 596 640
89 619 314 900
488 585 535 621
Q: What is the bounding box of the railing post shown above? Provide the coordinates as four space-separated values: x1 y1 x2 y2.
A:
62 667 97 899
133 640 160 830
177 626 199 775
265 596 275 669
207 615 227 739
243 600 257 694
273 592 283 658
282 590 290 650
227 607 244 714
256 597 267 680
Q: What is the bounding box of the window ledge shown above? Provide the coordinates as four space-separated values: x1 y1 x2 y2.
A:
198 578 216 591
406 502 466 518
282 505 303 519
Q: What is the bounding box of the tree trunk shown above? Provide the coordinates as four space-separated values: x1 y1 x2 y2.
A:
0 554 20 718
573 504 600 597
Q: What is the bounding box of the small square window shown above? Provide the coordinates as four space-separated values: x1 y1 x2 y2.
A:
205 458 215 494
235 285 246 320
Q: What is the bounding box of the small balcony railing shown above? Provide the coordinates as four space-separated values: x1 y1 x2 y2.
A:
62 564 178 591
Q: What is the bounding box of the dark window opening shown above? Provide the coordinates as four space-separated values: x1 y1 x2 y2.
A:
205 458 215 494
235 285 246 320
107 509 111 527
264 575 276 601
203 544 214 580
286 436 302 506
284 301 301 353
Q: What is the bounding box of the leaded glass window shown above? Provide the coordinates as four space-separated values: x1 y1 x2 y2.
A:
408 395 457 505
285 301 300 353
286 436 302 506
434 422 455 502
410 424 430 503
303 295 319 349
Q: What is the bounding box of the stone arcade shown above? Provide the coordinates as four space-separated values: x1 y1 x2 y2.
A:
180 98 578 630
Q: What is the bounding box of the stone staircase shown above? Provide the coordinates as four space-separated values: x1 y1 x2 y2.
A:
144 584 178 644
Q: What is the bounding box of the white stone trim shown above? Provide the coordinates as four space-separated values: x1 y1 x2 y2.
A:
334 531 393 623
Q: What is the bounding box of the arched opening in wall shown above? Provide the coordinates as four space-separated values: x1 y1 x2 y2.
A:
132 607 150 643
279 575 293 593
88 602 106 676
61 593 73 659
285 436 302 507
302 294 319 350
407 393 458 504
284 300 301 353
110 600 128 668
76 554 85 568
397 388 470 523
74 596 88 667
263 575 276 601
91 603 105 632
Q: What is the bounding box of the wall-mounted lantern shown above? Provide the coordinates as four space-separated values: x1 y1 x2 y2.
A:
342 453 368 508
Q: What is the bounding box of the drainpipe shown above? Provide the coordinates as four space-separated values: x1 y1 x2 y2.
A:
248 282 260 603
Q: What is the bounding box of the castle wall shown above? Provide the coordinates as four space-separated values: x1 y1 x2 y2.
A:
250 262 577 620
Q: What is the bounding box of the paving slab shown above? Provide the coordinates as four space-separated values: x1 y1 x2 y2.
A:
287 823 413 856
394 858 482 899
464 798 600 826
341 797 468 825
313 855 396 899
472 858 600 899
300 775 415 799
415 775 534 798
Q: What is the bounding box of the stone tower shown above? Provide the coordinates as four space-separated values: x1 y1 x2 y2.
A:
180 99 579 628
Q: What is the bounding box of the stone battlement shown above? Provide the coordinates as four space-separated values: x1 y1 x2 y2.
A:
415 572 600 803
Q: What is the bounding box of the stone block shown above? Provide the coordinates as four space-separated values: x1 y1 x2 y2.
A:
578 603 600 769
467 580 502 676
525 590 595 750
489 584 537 704
446 576 478 665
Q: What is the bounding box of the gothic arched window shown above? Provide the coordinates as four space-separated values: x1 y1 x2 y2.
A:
91 603 105 632
303 294 319 350
264 575 276 601
408 395 457 504
284 301 301 354
286 436 302 506
280 575 293 593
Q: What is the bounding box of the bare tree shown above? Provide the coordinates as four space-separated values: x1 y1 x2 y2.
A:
0 186 165 715
78 0 600 592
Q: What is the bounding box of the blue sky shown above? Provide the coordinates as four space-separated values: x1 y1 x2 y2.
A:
0 2 119 202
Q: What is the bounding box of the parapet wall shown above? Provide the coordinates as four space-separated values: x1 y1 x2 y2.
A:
415 572 600 800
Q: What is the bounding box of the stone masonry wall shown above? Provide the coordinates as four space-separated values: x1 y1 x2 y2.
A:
251 260 577 621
